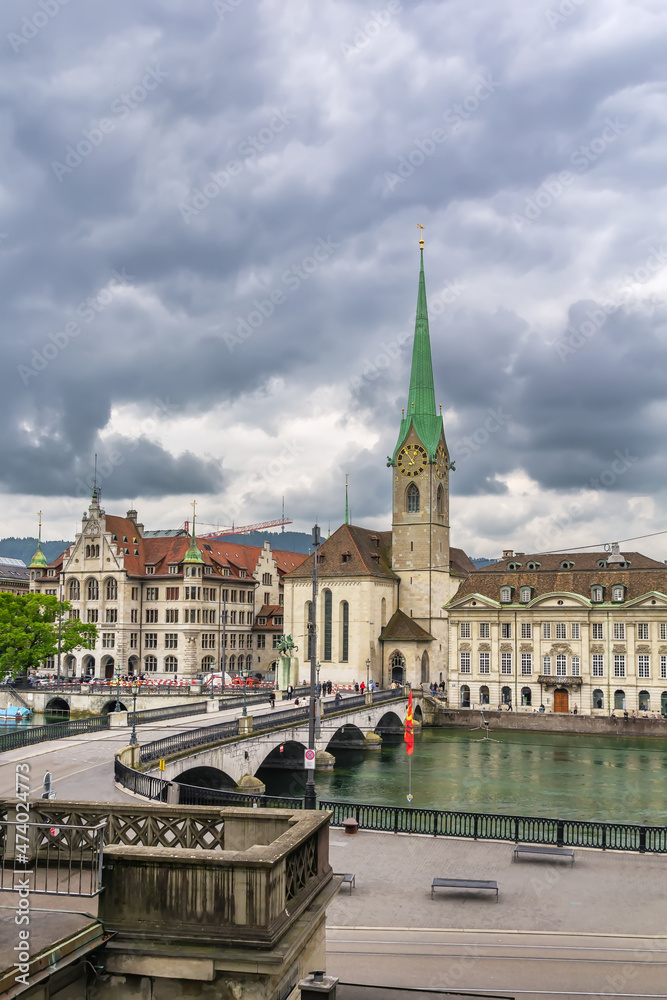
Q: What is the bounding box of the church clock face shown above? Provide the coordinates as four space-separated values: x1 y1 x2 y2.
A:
435 444 448 478
397 444 428 477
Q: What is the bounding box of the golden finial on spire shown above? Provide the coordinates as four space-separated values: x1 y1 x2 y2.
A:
415 223 424 249
402 407 405 417
439 403 442 414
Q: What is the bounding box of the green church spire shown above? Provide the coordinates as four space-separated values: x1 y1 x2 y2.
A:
345 474 349 525
391 233 444 463
29 511 48 571
183 501 204 564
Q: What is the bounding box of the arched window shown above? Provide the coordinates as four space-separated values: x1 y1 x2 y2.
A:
69 579 80 601
105 578 117 601
421 650 429 683
592 688 604 710
86 578 99 601
390 650 405 685
614 689 625 710
246 654 253 671
521 686 532 706
164 656 178 673
501 685 512 706
662 691 667 716
323 589 332 661
480 685 490 705
229 654 236 671
202 655 215 671
381 597 387 627
145 655 157 672
639 690 650 711
340 601 349 662
436 483 444 516
406 482 420 513
460 684 470 708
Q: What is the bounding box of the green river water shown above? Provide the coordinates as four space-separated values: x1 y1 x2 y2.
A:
260 727 667 826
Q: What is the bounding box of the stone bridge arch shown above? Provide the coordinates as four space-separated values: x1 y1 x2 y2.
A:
174 765 237 791
326 722 367 751
101 699 128 714
45 696 69 716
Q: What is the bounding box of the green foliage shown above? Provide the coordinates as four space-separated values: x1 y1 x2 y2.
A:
0 593 97 680
0 537 72 565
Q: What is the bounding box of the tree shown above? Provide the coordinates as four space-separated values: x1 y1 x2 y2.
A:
0 593 97 679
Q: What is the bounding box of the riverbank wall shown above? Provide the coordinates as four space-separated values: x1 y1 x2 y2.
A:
428 702 667 739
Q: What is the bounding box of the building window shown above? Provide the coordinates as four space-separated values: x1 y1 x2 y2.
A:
230 590 237 603
145 633 158 649
238 611 245 625
556 654 567 676
69 580 80 601
571 623 580 640
436 484 445 516
460 622 471 639
105 609 117 623
86 579 99 601
637 623 649 640
460 685 470 708
521 623 532 639
460 652 471 674
660 655 667 679
571 656 580 676
164 656 178 672
145 566 155 575
542 623 551 640
542 656 551 675
614 654 626 678
501 622 512 639
521 686 532 707
165 634 178 649
165 609 179 623
87 609 98 623
166 587 179 601
500 587 512 603
145 655 157 672
555 623 567 639
479 652 490 674
145 587 158 601
501 652 512 674
341 601 349 662
274 616 282 627
105 579 118 601
613 622 625 640
612 586 625 603
168 565 179 574
145 609 158 623
262 573 272 586
256 634 266 649
592 654 604 677
131 587 139 601
229 611 236 625
521 653 532 675
520 587 531 604
201 633 215 649
639 690 650 711
272 635 280 649
592 688 604 710
591 586 603 603
130 609 138 624
661 624 667 641
68 609 80 620
323 589 332 661
638 655 650 678
228 633 236 648
479 622 490 639
592 622 604 639
406 482 420 513
102 633 115 648
130 633 138 649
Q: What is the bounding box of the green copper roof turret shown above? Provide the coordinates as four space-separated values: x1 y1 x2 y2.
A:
29 513 48 571
391 243 444 463
183 505 204 564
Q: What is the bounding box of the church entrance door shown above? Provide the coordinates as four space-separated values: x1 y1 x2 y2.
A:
554 688 569 713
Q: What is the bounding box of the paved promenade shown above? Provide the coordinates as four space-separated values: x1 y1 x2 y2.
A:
326 828 667 997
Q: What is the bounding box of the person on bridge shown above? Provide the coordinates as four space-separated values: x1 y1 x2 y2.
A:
269 690 276 709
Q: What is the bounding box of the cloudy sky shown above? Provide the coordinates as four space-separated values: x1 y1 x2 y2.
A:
2 0 667 560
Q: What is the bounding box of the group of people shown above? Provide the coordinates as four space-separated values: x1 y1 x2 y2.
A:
428 682 446 696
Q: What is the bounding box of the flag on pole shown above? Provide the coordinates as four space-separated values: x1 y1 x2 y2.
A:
404 689 414 756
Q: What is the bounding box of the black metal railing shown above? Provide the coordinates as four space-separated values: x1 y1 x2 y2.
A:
0 714 110 754
128 701 209 725
217 692 270 712
0 820 105 896
139 718 240 763
318 800 667 854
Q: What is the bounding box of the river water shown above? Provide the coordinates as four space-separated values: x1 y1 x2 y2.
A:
260 727 667 826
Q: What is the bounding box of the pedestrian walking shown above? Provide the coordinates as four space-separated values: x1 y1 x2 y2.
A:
269 690 275 709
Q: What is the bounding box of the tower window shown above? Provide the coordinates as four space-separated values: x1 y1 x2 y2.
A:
436 484 444 516
407 483 420 513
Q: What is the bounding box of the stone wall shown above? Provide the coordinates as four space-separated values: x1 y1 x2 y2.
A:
430 703 667 738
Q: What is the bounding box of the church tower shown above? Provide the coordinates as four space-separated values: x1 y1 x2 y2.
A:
389 235 454 629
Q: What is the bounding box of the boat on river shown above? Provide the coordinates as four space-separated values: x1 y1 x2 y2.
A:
0 704 33 722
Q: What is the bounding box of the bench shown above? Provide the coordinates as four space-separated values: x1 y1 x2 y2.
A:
430 878 498 901
513 844 575 864
335 872 355 894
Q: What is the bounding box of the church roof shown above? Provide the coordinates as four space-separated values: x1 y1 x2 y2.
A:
284 524 397 581
392 247 445 462
379 609 434 642
450 547 477 577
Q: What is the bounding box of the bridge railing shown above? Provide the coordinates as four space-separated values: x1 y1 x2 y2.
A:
0 819 105 896
128 701 209 726
139 718 240 764
0 714 110 754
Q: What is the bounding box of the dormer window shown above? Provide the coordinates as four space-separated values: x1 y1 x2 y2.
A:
507 561 522 571
371 553 380 563
257 617 267 626
370 535 380 547
123 536 127 543
520 586 532 604
612 585 625 603
342 552 351 563
526 561 541 571
560 560 574 570
146 566 154 575
500 586 512 603
591 585 603 603
597 559 606 570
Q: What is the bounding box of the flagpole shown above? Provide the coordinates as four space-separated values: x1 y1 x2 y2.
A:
405 687 414 805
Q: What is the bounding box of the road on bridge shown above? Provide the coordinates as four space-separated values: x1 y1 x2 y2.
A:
0 692 358 802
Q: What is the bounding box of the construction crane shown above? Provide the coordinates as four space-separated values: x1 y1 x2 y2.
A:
182 517 293 537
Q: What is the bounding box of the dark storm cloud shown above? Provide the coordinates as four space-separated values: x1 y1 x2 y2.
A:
1 0 666 531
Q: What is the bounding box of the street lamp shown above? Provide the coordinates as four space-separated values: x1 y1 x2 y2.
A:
56 569 65 683
366 658 370 691
114 672 121 713
242 660 249 717
305 523 320 811
129 680 139 745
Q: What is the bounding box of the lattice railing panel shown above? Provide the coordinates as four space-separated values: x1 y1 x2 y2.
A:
285 832 317 902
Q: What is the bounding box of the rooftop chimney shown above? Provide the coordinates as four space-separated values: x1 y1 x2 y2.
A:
503 549 513 559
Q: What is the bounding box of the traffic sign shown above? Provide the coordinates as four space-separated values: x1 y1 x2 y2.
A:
304 748 316 770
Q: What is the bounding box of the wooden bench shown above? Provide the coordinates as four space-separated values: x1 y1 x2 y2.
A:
513 844 575 864
430 878 498 901
335 872 355 894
